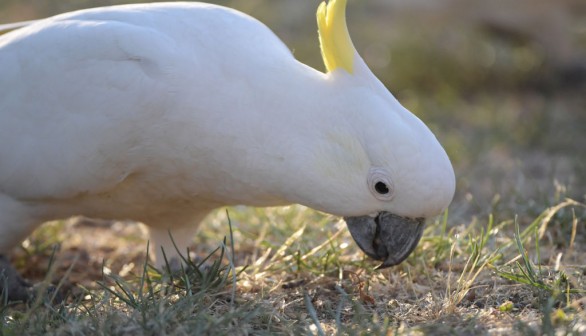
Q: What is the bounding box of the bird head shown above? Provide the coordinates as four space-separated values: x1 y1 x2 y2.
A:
308 0 455 268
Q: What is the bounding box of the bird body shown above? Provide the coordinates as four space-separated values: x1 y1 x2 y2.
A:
0 3 320 250
0 0 454 299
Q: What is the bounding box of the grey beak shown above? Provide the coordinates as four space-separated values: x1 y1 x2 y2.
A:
344 212 425 269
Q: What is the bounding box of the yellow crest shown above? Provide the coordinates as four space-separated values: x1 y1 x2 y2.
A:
317 0 354 74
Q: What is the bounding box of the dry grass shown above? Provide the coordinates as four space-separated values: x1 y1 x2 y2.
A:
2 194 585 335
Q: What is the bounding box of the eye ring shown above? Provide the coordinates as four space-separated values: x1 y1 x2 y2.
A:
368 168 394 201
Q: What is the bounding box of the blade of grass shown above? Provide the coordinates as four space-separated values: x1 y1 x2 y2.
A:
304 290 325 336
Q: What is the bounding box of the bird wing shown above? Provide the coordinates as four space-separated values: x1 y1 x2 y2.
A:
0 3 297 204
0 11 183 201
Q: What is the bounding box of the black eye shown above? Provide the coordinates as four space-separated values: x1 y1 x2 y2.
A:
374 181 389 194
368 168 394 201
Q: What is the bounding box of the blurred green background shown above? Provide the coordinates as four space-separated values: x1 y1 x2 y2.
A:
2 0 585 221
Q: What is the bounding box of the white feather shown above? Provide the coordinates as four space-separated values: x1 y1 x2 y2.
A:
0 2 455 265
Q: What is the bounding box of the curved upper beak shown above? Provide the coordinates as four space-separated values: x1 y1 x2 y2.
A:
344 212 425 269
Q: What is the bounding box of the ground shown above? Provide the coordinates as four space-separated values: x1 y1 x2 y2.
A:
1 0 585 335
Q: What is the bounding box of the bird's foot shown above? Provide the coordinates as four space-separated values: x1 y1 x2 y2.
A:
0 254 33 303
0 255 64 304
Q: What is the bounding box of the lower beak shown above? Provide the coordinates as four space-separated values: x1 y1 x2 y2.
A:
344 212 425 269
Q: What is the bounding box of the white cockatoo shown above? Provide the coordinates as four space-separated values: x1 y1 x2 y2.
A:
0 0 455 301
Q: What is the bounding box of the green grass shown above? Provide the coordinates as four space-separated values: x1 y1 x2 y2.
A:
1 196 585 335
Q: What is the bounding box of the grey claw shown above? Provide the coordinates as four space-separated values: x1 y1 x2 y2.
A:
1 254 33 303
1 255 65 304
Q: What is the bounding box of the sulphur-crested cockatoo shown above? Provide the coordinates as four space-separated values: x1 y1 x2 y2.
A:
0 0 455 301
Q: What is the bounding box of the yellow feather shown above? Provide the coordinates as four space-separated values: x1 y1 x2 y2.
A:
317 0 354 73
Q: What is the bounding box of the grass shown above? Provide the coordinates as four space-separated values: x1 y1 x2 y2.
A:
1 196 585 335
1 0 586 334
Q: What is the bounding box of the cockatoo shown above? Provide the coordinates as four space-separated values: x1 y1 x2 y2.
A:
0 0 455 302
